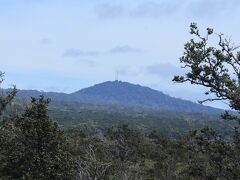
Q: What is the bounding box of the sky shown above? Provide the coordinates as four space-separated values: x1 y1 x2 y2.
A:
0 0 240 108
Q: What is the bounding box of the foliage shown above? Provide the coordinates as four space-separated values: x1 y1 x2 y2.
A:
0 96 75 179
0 72 17 116
173 23 240 122
64 124 240 180
172 23 240 179
47 101 235 138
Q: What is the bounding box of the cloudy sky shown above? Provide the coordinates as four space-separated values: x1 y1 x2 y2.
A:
0 0 240 108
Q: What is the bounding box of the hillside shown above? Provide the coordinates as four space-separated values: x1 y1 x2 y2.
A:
47 101 234 137
14 81 223 115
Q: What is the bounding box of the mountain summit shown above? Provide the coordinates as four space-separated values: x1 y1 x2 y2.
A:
71 81 222 114
16 81 222 114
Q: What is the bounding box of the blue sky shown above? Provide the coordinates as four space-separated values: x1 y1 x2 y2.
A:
0 0 240 108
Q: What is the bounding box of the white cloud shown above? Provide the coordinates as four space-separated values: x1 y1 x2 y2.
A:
109 45 142 53
40 38 52 45
146 63 185 78
131 1 183 18
95 3 125 19
63 49 99 57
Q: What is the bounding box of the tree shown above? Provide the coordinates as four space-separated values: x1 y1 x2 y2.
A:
0 72 17 116
173 23 240 179
0 96 76 179
173 23 240 121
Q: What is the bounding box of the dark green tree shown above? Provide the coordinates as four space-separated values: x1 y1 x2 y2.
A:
173 23 240 117
0 72 17 116
173 23 240 179
0 96 76 179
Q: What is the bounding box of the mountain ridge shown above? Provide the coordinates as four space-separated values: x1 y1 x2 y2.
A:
9 80 224 115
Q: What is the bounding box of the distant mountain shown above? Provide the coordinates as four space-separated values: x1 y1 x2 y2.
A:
12 81 223 115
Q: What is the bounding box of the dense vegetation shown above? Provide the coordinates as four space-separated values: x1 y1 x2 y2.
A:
2 95 240 179
1 24 240 179
4 99 235 138
1 97 240 179
47 101 235 138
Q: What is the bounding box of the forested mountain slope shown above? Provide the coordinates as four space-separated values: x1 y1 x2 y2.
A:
12 81 224 115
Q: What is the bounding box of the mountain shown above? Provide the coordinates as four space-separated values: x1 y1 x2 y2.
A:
13 81 223 115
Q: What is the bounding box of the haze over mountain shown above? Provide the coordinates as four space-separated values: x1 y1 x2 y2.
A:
13 81 224 115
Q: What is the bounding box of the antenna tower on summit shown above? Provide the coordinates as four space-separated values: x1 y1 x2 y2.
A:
115 71 119 81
